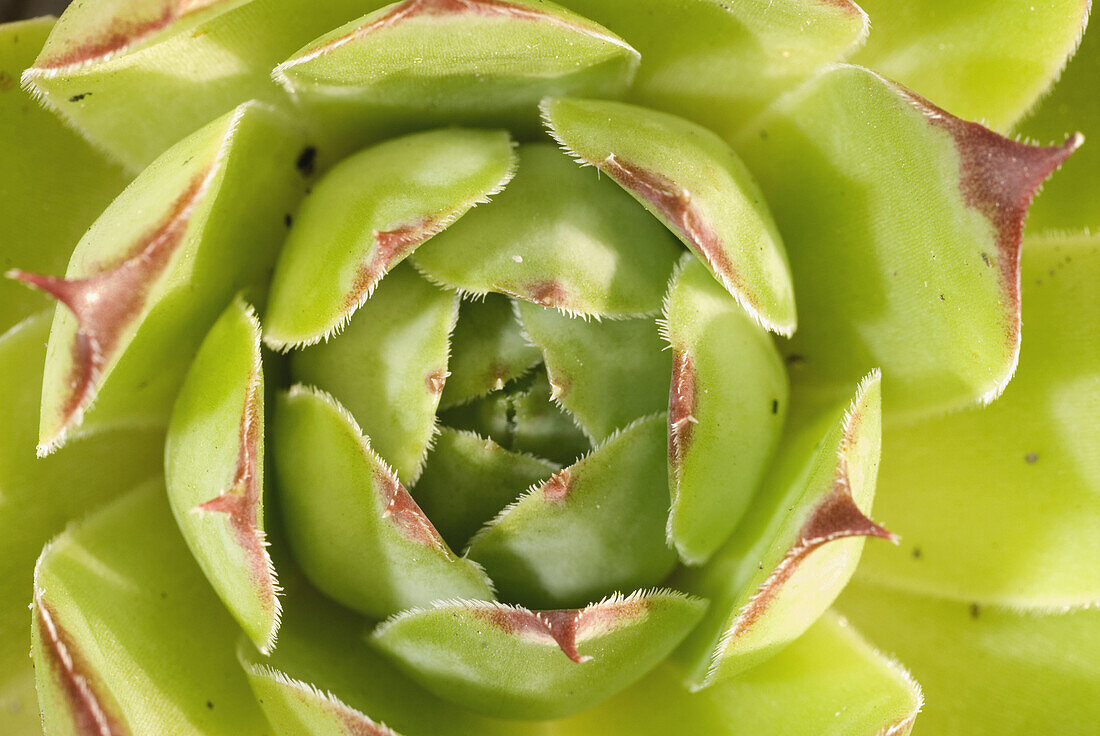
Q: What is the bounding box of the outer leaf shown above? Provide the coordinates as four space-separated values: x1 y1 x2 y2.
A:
515 301 670 442
551 612 921 736
413 143 681 317
370 590 706 719
467 414 677 609
663 257 788 564
290 265 456 483
542 97 795 335
676 372 895 687
840 580 1100 735
856 233 1100 608
736 64 1081 418
11 100 306 454
31 481 269 736
273 386 494 620
852 0 1089 131
264 128 515 349
0 17 129 332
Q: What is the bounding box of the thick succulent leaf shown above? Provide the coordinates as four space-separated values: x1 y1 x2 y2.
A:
440 294 542 409
166 299 279 652
467 414 678 609
560 0 868 138
0 313 163 730
856 233 1100 609
840 580 1100 735
413 143 681 317
542 97 795 335
10 100 306 455
551 612 921 736
736 64 1081 418
32 481 270 736
515 300 670 441
412 428 558 550
0 17 129 332
852 0 1089 131
273 386 494 619
275 0 639 139
22 0 376 170
370 590 706 719
664 257 788 564
290 265 456 484
676 372 895 687
264 128 515 349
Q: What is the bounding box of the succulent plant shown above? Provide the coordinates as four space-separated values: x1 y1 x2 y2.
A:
1 0 1097 734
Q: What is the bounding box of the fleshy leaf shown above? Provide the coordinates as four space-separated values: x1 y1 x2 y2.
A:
412 428 558 550
664 257 789 564
10 100 306 454
273 386 494 619
166 298 279 652
467 414 678 609
840 580 1100 735
736 64 1081 418
677 372 895 687
370 590 706 719
413 143 681 317
290 265 456 484
852 0 1089 131
856 233 1100 609
32 481 270 736
264 128 514 350
440 294 542 409
542 97 795 335
515 301 670 441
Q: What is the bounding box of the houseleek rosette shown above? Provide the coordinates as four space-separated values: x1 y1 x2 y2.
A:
0 1 1097 734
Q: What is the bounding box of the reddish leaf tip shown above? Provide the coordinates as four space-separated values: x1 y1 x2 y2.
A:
374 467 448 549
667 349 696 471
540 468 573 502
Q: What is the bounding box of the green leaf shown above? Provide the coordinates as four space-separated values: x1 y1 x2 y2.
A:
440 294 542 410
839 580 1100 735
275 0 640 139
551 612 921 736
542 97 795 335
290 265 457 484
412 428 558 551
855 233 1100 609
852 0 1089 131
735 64 1081 418
10 100 306 455
663 257 789 565
467 414 677 609
413 143 681 317
370 590 706 719
32 481 270 736
515 300 670 442
272 386 494 620
166 299 280 653
676 372 895 687
0 17 130 333
264 128 515 350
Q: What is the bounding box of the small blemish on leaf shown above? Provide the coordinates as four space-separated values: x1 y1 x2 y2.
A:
938 293 945 301
1025 452 1038 464
771 399 778 414
68 92 91 102
785 354 805 367
912 546 922 560
969 603 981 619
284 213 293 228
980 252 992 268
206 701 213 710
296 146 317 177
0 72 16 91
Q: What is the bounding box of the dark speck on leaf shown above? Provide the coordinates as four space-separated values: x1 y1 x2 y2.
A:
939 293 945 301
69 93 91 102
969 603 981 619
980 252 992 267
0 72 14 91
771 399 779 414
160 591 168 599
912 546 922 559
296 146 317 176
284 213 293 228
1025 452 1039 464
206 701 214 710
759 129 768 140
785 354 806 367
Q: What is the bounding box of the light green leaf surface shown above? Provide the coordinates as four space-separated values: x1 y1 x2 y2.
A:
467 414 677 609
515 301 670 441
736 64 1080 418
32 481 270 736
840 580 1100 735
413 143 681 317
856 233 1100 609
371 590 706 719
663 257 788 564
273 386 494 620
166 299 280 653
543 97 795 335
265 128 515 349
290 265 456 484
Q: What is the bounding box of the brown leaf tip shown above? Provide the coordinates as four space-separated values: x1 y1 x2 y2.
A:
425 369 447 395
668 349 697 471
541 468 573 502
346 216 443 312
375 467 447 549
